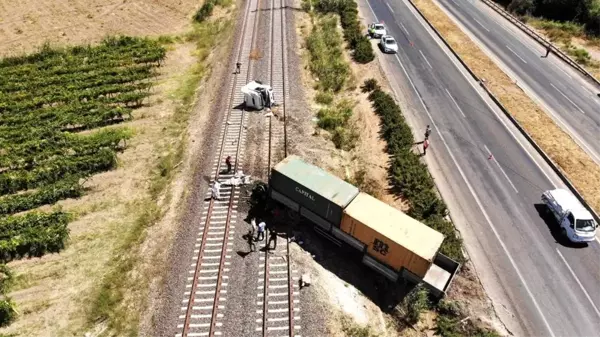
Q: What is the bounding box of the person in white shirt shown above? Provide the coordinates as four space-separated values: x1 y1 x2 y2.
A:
256 221 266 241
212 180 221 201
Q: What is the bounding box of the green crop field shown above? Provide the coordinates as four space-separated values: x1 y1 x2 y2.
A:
0 36 166 262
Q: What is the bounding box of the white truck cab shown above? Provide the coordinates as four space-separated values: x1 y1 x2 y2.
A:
542 189 598 243
368 22 387 38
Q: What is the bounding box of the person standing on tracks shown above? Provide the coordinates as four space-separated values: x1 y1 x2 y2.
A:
424 125 432 141
225 155 232 174
212 180 221 201
256 220 266 241
267 227 278 251
422 139 429 156
236 62 242 74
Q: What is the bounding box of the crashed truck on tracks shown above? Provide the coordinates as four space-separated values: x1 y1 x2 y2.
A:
242 80 275 110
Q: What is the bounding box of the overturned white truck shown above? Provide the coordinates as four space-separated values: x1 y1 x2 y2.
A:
241 80 275 110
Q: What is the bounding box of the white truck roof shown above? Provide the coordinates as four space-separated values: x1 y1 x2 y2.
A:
546 189 593 220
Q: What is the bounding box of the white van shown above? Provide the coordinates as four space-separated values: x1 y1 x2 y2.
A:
542 189 598 243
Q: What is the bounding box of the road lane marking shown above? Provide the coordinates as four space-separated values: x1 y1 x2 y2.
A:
419 50 433 69
550 83 586 114
474 18 490 32
400 22 410 36
556 248 600 319
450 0 461 7
550 62 573 79
580 85 593 96
386 2 394 13
392 51 556 337
506 45 527 64
445 88 466 117
484 145 519 193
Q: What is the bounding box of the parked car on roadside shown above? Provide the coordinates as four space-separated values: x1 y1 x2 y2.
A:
367 22 387 38
379 35 398 54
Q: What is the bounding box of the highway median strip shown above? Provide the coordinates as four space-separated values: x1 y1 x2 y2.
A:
410 0 600 217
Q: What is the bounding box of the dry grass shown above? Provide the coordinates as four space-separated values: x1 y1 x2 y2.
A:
0 0 203 57
0 1 237 336
412 0 600 216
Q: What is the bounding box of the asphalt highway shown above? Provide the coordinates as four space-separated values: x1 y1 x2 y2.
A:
437 0 600 166
361 0 600 335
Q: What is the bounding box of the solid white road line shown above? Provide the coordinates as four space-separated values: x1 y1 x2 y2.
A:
550 83 586 114
445 88 466 117
580 85 593 96
474 18 490 32
419 50 433 69
484 144 519 193
506 45 527 64
386 2 395 13
556 248 600 319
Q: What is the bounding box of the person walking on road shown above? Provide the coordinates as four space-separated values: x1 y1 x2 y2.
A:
424 125 432 141
256 221 266 241
236 62 242 74
211 180 221 201
542 46 551 58
422 139 429 156
225 155 232 174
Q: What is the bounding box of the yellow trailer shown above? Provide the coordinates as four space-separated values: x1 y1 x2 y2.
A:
340 192 445 278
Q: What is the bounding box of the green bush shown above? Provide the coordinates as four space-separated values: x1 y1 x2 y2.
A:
315 91 334 105
437 300 463 318
312 0 375 64
306 16 350 92
567 45 592 64
403 284 430 324
365 79 465 262
0 177 83 216
0 299 16 327
0 211 71 262
194 2 215 23
317 99 353 129
353 36 375 63
332 126 358 150
361 78 380 92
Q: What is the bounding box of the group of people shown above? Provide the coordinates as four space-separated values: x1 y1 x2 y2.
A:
248 218 279 252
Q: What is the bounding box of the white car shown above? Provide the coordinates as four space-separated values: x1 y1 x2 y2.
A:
542 189 598 243
379 35 398 54
367 23 387 38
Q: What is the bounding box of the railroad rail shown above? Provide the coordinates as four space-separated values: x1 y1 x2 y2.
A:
176 0 260 334
257 0 299 335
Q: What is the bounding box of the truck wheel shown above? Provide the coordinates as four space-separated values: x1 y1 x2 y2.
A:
561 228 567 238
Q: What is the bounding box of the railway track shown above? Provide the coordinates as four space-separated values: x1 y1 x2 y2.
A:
176 0 260 334
257 0 300 335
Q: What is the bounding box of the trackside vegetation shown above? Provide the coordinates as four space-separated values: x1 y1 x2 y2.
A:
311 0 375 63
305 14 359 150
361 79 464 263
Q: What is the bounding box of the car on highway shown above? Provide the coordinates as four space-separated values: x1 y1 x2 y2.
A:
367 22 387 38
542 189 598 242
378 35 398 54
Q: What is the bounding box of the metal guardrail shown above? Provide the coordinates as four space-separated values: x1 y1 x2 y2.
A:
405 0 600 226
479 0 600 88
